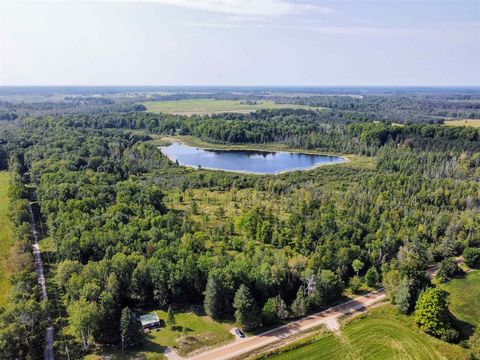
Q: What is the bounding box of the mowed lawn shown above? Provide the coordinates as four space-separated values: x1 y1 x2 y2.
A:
0 171 12 306
141 99 319 115
440 271 480 328
443 119 480 128
264 306 471 360
87 308 234 359
145 308 234 357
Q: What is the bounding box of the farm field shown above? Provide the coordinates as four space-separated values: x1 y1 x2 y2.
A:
439 271 480 329
443 119 480 128
262 306 472 360
141 99 320 115
0 171 12 306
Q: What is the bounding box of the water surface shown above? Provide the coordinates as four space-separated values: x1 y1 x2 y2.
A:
160 142 346 174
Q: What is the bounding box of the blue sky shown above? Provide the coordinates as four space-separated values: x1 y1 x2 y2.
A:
0 0 479 86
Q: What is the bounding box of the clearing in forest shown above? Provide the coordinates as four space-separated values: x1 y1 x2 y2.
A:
439 271 480 329
443 119 480 128
141 99 319 115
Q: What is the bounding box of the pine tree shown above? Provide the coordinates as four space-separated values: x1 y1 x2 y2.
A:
276 297 289 320
291 286 307 317
204 272 226 319
120 307 143 353
365 267 379 287
233 284 260 331
167 305 176 330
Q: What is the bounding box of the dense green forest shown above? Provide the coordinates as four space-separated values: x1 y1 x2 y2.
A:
0 92 479 359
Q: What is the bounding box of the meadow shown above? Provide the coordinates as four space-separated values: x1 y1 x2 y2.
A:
260 306 472 360
0 171 12 306
141 99 319 115
443 119 480 128
440 271 480 329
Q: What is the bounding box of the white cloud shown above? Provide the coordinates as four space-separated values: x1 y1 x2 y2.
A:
140 0 333 17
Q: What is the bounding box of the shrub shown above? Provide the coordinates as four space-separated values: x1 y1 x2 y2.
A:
365 267 379 287
436 257 462 283
463 247 480 268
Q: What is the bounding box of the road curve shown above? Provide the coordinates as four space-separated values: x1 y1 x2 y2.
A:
189 289 386 360
28 201 55 360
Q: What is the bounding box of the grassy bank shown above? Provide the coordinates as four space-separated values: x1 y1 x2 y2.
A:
0 171 12 306
141 99 320 115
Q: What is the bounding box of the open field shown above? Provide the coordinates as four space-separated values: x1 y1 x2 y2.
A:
0 171 12 306
443 119 480 128
260 306 472 360
141 99 320 115
439 271 480 329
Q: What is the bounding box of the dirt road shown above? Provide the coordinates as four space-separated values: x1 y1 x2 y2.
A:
189 289 386 360
28 201 55 360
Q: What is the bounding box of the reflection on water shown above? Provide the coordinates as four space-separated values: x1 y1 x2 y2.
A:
160 142 346 174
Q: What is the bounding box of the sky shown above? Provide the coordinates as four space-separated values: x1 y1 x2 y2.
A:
0 0 479 86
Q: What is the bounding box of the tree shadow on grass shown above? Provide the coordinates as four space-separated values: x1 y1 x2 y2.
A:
451 315 475 341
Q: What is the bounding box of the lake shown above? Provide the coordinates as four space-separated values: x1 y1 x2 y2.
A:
159 142 346 174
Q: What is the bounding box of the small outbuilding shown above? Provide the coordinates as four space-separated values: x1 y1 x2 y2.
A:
139 312 161 330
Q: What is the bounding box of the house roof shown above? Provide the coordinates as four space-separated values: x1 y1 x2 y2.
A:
139 312 160 326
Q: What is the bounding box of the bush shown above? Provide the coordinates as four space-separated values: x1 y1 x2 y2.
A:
463 247 480 268
349 276 362 293
436 257 462 283
365 267 379 287
261 297 278 326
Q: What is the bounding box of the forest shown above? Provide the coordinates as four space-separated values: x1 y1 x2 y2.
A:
0 89 479 359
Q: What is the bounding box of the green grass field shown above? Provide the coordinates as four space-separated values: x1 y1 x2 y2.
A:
443 119 480 128
0 171 12 306
141 99 320 115
146 308 234 356
440 271 480 329
262 306 472 360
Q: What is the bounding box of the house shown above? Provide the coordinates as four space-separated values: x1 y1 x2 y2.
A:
139 312 161 330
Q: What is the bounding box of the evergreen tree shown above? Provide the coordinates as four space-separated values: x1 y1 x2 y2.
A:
167 306 176 330
233 284 260 331
120 307 143 353
365 267 379 287
394 276 413 314
204 272 226 319
291 286 307 317
276 297 289 320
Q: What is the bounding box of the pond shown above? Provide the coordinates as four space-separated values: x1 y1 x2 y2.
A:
159 142 346 174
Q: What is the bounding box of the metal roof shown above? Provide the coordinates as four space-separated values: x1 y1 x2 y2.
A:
139 312 160 326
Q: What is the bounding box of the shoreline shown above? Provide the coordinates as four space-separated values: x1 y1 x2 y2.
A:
158 138 350 175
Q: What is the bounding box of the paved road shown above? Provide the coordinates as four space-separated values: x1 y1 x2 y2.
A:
28 202 55 360
189 289 386 360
